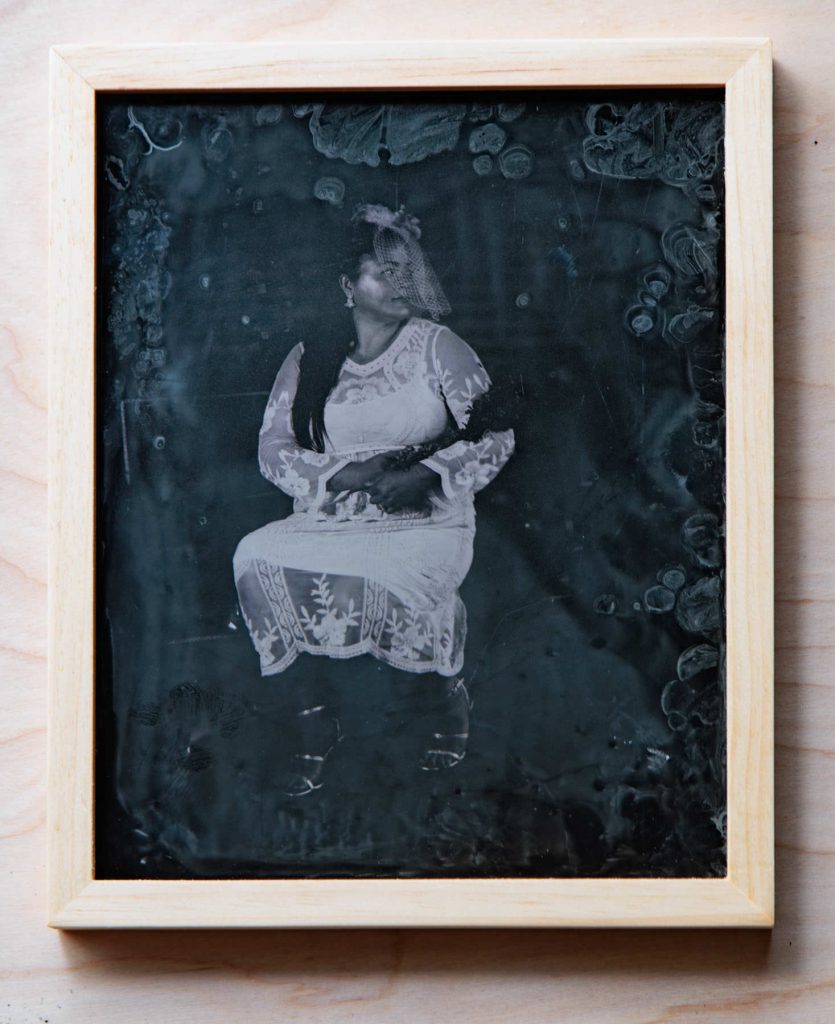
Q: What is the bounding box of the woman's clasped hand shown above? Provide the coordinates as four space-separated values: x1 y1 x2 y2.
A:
329 453 440 513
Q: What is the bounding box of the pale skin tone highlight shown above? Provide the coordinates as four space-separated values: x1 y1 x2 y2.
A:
328 254 442 512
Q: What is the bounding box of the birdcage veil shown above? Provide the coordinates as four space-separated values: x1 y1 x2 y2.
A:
352 203 451 320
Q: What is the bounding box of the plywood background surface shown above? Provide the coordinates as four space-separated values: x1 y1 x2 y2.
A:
1 1 832 1021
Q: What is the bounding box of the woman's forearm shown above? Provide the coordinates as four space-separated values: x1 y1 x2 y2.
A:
327 462 363 492
328 452 396 493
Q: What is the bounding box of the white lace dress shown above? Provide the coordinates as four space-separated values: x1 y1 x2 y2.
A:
233 317 515 677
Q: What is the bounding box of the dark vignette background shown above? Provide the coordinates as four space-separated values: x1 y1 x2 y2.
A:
95 91 726 879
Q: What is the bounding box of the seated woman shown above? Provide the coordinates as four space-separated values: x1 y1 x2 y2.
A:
233 203 514 793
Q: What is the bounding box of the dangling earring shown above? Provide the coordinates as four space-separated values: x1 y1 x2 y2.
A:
344 293 355 309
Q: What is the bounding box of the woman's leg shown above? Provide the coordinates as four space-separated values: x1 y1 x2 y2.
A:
264 671 343 797
420 675 472 770
391 672 472 770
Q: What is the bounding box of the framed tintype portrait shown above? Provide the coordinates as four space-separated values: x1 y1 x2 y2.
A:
48 39 773 927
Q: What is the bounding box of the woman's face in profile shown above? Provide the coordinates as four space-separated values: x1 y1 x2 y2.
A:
350 250 415 321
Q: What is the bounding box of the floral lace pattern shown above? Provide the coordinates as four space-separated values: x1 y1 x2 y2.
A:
235 317 513 676
257 317 514 514
328 318 434 404
299 575 360 646
419 327 515 502
242 564 466 677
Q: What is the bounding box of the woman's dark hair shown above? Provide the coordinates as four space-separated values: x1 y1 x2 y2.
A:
290 218 384 452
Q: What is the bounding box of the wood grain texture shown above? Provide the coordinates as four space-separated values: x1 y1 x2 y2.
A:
46 38 772 930
724 41 774 917
52 38 766 88
47 46 96 928
47 878 769 930
2 0 833 1018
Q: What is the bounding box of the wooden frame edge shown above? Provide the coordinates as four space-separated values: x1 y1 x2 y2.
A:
49 37 772 90
50 877 771 930
47 38 774 929
48 46 97 924
724 39 774 926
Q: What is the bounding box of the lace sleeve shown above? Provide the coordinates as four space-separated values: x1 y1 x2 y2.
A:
258 344 350 503
421 327 515 500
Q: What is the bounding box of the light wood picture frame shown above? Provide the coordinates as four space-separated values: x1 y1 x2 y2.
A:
48 38 773 928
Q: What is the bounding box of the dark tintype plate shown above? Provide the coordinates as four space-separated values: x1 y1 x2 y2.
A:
96 91 726 879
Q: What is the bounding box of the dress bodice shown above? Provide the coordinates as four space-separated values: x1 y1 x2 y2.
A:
257 317 514 519
323 318 450 455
